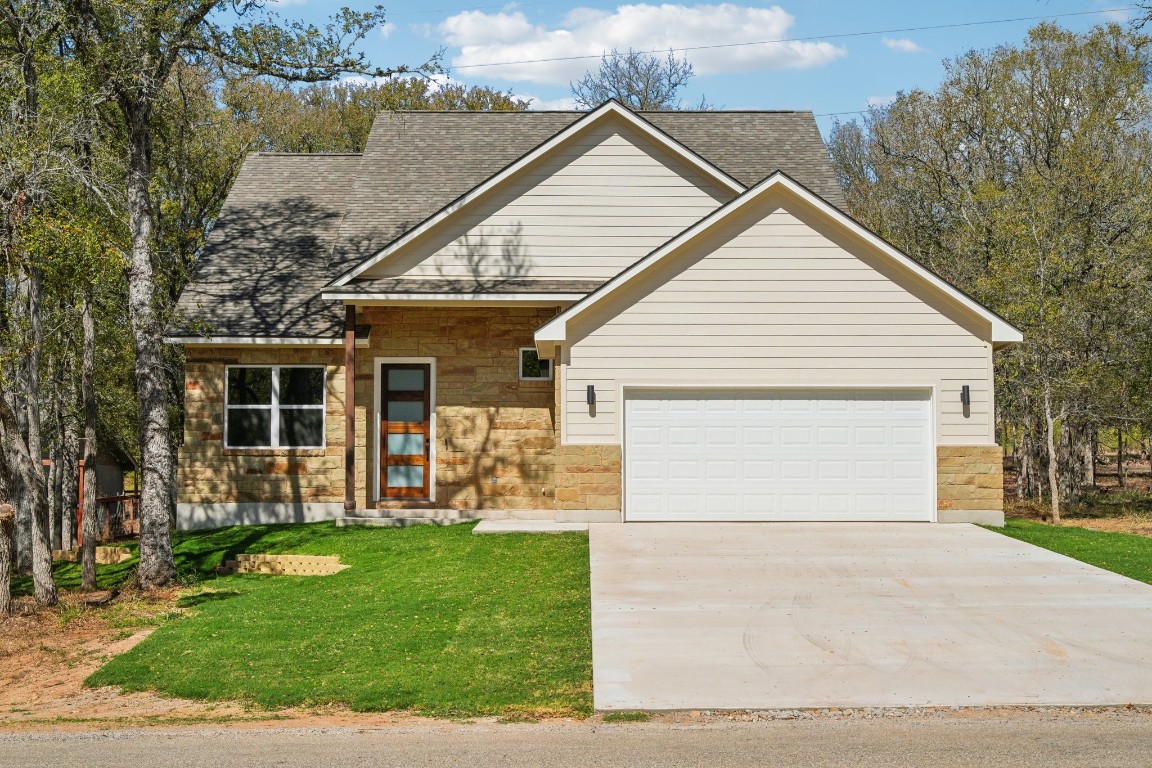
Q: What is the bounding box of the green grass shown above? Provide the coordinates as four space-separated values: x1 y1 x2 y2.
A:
84 522 592 717
12 541 142 596
994 518 1152 585
602 711 650 722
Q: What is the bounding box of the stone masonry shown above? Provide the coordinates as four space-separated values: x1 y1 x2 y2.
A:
180 347 346 505
937 445 1004 512
355 306 559 510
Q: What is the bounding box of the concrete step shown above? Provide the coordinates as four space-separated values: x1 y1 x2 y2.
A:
352 508 556 522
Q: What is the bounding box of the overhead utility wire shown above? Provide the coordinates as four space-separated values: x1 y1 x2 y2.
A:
451 6 1135 70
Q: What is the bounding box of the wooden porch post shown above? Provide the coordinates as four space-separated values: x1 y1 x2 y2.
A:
344 305 357 513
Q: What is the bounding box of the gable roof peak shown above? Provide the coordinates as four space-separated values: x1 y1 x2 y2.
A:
329 99 745 287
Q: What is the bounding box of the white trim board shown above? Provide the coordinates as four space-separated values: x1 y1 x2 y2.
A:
321 292 586 306
329 101 746 287
373 356 437 504
535 172 1024 349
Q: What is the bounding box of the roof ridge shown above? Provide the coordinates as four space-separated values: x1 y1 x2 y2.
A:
252 152 363 157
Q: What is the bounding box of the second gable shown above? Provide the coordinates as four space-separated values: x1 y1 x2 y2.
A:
361 116 736 283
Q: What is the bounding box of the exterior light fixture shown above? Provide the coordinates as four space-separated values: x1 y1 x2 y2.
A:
960 385 971 407
587 385 596 406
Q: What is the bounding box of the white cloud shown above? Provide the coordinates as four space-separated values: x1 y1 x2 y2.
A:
866 95 897 109
439 3 846 85
380 21 397 39
882 37 924 53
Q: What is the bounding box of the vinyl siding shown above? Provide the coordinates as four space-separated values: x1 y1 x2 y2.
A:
370 118 733 282
561 203 995 447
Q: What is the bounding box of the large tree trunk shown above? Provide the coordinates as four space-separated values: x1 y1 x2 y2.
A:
80 293 99 590
1117 427 1126 489
0 395 56 605
0 503 13 616
124 107 176 589
1044 387 1062 524
60 418 78 551
24 270 57 607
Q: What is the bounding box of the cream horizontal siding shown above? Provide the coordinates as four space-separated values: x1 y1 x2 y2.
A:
374 119 732 282
562 206 994 447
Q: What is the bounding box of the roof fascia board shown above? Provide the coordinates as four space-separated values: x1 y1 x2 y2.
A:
536 173 1023 345
329 101 746 287
324 293 584 308
165 336 369 348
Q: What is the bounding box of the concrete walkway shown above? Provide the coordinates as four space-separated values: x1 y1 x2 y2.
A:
589 523 1152 710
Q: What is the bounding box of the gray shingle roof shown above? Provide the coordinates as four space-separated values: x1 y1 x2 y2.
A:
170 153 360 338
172 109 843 339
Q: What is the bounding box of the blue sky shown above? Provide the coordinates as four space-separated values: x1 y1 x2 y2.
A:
268 0 1134 136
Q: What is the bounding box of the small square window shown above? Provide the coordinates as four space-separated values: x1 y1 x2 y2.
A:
519 347 553 381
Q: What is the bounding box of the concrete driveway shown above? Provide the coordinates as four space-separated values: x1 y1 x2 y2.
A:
589 523 1152 710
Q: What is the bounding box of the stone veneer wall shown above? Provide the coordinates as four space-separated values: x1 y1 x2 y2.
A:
357 306 560 510
937 445 1004 513
554 445 622 510
180 347 347 505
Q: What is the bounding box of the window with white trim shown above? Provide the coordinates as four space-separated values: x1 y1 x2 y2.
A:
225 366 326 448
518 347 553 381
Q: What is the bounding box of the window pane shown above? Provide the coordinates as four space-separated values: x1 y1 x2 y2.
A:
228 368 272 405
387 433 424 456
279 409 323 447
388 368 425 392
386 465 424 488
387 400 424 423
280 368 324 405
227 409 271 447
521 349 550 379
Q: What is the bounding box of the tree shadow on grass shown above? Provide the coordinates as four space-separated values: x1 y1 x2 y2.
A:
177 590 243 608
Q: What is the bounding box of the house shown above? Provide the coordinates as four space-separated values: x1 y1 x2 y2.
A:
166 101 1021 530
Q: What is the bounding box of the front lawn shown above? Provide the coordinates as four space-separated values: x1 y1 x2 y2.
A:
994 518 1152 585
85 522 592 716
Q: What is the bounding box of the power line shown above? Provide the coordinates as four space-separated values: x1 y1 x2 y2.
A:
451 6 1135 70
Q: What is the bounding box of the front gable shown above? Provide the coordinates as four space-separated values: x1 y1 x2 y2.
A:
333 102 743 287
538 175 1022 448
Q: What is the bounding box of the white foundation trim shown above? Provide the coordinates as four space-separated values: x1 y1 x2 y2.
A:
177 502 344 530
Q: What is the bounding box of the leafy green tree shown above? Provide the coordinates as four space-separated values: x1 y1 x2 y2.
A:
64 0 431 588
829 23 1152 521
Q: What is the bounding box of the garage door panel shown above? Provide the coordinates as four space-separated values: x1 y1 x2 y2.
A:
624 389 933 522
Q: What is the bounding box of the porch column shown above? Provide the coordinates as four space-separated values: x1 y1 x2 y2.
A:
344 304 356 512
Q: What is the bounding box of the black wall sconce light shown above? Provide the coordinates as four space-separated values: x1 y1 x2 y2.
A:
586 385 596 406
960 385 971 407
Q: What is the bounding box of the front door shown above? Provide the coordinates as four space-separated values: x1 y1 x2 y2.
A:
380 364 431 499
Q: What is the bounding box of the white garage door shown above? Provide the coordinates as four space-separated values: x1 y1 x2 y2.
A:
624 390 934 522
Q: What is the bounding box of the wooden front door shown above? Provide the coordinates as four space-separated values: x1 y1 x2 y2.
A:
380 364 431 499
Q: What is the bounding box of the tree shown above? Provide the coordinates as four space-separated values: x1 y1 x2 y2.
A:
64 1 429 588
571 48 705 110
828 23 1152 521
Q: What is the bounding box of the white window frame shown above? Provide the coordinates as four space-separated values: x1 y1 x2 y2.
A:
518 347 553 381
224 365 327 449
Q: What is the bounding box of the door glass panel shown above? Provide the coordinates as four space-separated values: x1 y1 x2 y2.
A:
388 368 425 391
387 400 424 423
387 433 424 456
386 465 424 488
